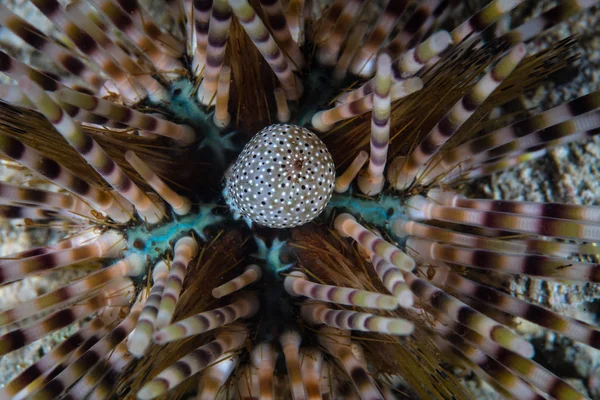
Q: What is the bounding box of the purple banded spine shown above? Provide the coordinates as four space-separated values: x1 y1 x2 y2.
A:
302 303 414 335
335 213 415 272
197 0 232 105
408 236 600 282
348 0 408 76
30 301 140 400
128 261 169 357
388 44 526 190
125 151 192 215
406 195 600 242
358 52 392 196
403 270 534 357
229 0 303 100
0 231 124 285
259 0 305 69
251 342 277 400
300 348 324 400
17 78 166 223
318 327 383 400
279 331 306 400
284 271 398 310
196 354 239 400
137 326 248 400
154 292 259 343
192 0 213 74
155 236 199 327
451 0 524 44
316 0 365 66
0 253 142 327
211 264 262 298
0 314 112 399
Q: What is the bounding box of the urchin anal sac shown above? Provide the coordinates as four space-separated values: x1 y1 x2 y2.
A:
224 124 335 228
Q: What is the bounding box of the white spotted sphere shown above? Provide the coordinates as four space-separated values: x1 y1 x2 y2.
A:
224 124 335 228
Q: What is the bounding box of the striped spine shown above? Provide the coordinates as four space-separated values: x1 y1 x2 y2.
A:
154 292 259 343
498 0 599 45
63 0 167 100
435 89 600 177
388 44 526 190
0 127 132 222
428 189 600 222
155 236 199 327
53 87 196 145
125 151 192 215
334 151 368 193
229 0 302 100
406 195 600 242
348 0 408 76
316 0 365 66
128 261 169 357
0 254 142 327
16 77 166 223
333 22 369 80
0 182 93 218
0 279 133 357
137 326 248 400
312 77 422 132
394 220 599 258
395 30 453 77
251 342 277 400
196 354 239 400
408 236 600 282
358 52 392 196
300 348 324 400
280 331 306 400
440 112 600 182
192 0 213 75
30 302 141 400
433 336 544 400
404 270 535 357
0 5 104 91
284 271 398 310
302 303 414 335
451 0 524 44
68 341 132 398
211 264 262 298
104 0 184 57
0 314 111 399
369 253 413 307
197 0 233 105
87 0 183 75
0 230 98 263
318 327 383 400
431 269 600 351
259 0 304 69
0 231 124 285
0 205 57 220
339 31 450 105
213 66 232 127
434 311 585 400
28 0 146 102
334 213 415 271
384 0 442 60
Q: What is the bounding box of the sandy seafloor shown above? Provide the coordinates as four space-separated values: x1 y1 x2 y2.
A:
1 0 600 398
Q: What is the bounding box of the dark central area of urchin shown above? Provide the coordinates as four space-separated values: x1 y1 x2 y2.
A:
125 68 362 354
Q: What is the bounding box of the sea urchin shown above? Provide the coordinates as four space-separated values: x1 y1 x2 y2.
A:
0 0 599 399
